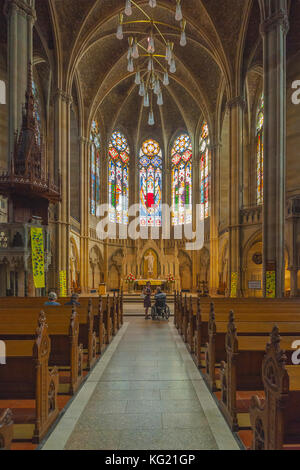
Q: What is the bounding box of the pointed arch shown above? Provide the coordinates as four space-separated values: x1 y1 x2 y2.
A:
171 133 193 226
139 139 162 227
108 131 130 224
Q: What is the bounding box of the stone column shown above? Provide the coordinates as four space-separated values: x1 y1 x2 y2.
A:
209 143 221 296
227 97 245 297
259 0 289 298
54 89 71 294
287 197 300 297
79 137 89 293
5 0 36 161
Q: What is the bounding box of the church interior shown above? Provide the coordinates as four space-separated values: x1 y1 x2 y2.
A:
1 0 300 453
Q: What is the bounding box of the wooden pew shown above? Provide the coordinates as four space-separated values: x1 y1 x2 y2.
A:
192 300 300 371
0 308 83 395
218 315 298 431
175 294 300 334
250 326 300 450
0 409 13 450
0 313 59 443
203 306 300 392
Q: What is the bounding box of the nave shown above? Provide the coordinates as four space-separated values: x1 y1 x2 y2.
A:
41 316 239 451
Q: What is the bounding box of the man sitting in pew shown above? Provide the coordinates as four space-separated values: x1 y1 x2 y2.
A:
64 293 81 307
44 292 61 306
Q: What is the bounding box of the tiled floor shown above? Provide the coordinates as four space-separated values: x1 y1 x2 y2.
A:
41 317 239 451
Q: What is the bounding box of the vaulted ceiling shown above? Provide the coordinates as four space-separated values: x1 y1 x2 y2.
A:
28 0 299 151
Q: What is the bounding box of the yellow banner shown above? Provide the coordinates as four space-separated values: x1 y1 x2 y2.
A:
266 271 276 298
59 270 67 297
31 227 45 289
230 272 238 298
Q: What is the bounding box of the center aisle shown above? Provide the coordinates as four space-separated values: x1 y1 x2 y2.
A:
42 317 240 450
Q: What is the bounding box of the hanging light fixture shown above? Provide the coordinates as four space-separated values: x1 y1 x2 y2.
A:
157 91 163 106
125 0 132 16
116 13 124 40
139 80 145 96
180 20 187 47
117 0 188 125
170 57 176 73
144 92 150 107
135 69 141 85
175 0 183 21
163 71 169 86
148 109 155 126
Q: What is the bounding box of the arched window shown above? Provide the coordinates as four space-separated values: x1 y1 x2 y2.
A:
32 80 42 145
256 94 264 205
171 133 192 225
199 122 210 219
139 139 162 227
108 131 130 224
90 120 101 215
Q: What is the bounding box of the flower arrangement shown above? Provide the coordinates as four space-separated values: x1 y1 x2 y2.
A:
126 273 136 283
166 274 175 283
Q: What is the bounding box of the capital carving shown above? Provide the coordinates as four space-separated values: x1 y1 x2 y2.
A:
54 89 72 105
4 0 36 21
260 9 289 36
226 96 246 110
79 136 89 145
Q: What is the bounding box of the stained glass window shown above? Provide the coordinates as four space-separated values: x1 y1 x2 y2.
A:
90 120 101 215
109 131 130 224
139 139 162 227
256 94 264 205
171 133 192 225
32 80 42 146
199 122 210 219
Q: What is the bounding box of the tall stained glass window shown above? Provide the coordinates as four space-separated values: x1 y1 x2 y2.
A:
256 94 264 205
90 120 101 215
171 133 192 225
108 131 130 224
139 139 162 227
199 122 210 219
32 80 42 145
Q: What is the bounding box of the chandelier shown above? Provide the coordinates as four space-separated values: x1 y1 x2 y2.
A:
116 0 187 126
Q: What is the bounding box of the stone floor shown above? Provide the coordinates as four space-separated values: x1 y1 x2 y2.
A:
41 317 240 451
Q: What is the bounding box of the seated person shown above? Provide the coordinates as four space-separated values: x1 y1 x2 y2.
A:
64 292 81 307
154 287 166 313
44 292 61 306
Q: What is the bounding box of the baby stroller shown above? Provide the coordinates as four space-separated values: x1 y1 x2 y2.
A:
151 296 171 321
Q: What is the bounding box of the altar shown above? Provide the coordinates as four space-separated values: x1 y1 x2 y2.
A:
134 279 167 291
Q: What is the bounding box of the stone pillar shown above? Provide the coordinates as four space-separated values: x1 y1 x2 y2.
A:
259 0 289 298
287 197 300 297
54 89 71 294
227 97 245 297
79 137 89 293
5 0 36 161
209 143 221 296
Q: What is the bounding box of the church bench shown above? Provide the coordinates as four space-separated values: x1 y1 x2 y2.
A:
218 316 298 431
0 309 83 395
0 313 59 443
174 293 300 332
0 303 97 371
203 306 300 391
0 408 13 450
190 302 300 369
45 304 97 371
101 295 118 344
249 327 300 450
